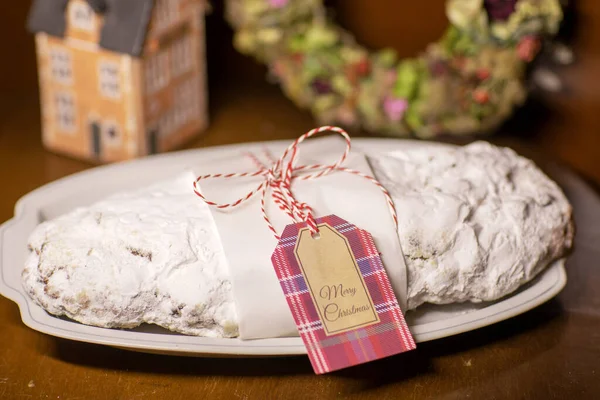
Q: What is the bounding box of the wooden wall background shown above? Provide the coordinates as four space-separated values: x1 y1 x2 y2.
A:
1 1 598 181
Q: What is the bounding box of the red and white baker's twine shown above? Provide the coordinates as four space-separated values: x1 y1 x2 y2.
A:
193 126 398 240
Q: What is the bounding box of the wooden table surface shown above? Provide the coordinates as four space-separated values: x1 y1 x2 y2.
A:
1 78 599 399
2 1 600 398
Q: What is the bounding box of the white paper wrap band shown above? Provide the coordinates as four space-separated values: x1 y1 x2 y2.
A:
196 137 408 339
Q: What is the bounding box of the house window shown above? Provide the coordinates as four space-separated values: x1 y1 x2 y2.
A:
99 61 120 98
50 49 72 84
174 100 185 129
154 0 181 31
55 92 76 133
103 121 122 146
159 109 175 137
144 51 169 94
171 36 194 77
191 78 202 118
69 1 95 31
174 84 187 127
173 78 199 128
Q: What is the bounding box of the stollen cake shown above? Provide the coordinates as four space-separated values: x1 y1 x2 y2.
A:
369 142 573 310
21 142 573 337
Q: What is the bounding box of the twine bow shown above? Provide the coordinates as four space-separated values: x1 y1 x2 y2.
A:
193 126 397 240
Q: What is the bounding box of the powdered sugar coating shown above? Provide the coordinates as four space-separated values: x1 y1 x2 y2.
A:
21 142 574 336
22 172 238 337
369 142 574 310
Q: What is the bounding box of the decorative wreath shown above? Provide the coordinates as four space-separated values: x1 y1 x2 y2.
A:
225 0 564 138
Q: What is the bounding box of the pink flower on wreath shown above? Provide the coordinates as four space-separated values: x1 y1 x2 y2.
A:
272 60 286 78
311 77 332 94
517 35 542 62
429 60 449 77
476 68 491 81
472 88 490 104
484 0 518 21
384 97 409 122
269 0 289 8
384 70 398 86
337 107 357 126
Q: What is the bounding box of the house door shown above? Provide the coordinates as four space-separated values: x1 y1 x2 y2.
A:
148 128 159 154
90 121 101 158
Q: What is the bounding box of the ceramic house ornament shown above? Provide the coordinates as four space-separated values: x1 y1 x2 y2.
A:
28 0 209 162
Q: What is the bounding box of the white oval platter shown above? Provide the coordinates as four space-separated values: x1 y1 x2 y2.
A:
0 138 567 356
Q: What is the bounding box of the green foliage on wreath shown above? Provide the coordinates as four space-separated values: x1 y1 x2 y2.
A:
226 0 563 137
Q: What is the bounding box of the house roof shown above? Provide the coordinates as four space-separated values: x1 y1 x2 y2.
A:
27 0 155 57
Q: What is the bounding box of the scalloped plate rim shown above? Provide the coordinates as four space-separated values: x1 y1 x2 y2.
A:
0 138 567 356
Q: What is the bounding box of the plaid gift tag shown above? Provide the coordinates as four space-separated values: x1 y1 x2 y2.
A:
271 214 415 374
